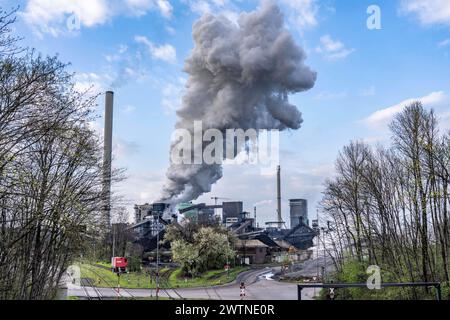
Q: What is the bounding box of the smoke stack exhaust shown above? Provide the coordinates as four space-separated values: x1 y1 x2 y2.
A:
277 165 282 226
103 91 114 227
158 2 317 204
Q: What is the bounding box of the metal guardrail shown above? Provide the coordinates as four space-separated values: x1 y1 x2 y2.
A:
297 282 442 301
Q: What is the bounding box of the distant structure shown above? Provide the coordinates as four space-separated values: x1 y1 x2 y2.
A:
290 199 308 228
134 203 170 223
176 202 197 220
177 202 216 223
222 201 243 226
277 165 282 225
129 197 316 264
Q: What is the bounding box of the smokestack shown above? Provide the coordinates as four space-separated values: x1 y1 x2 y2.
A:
103 91 114 227
277 165 282 226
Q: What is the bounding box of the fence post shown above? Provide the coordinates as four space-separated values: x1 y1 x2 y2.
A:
435 283 442 301
297 286 303 300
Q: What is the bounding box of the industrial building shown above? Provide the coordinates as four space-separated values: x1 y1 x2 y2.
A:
129 167 316 265
289 199 308 228
222 201 243 226
129 198 316 264
130 202 172 262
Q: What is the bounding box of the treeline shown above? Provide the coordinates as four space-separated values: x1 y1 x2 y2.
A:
0 9 106 299
321 102 449 299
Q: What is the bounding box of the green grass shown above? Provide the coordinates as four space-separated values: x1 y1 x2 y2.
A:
79 263 158 289
95 261 112 269
78 263 249 289
168 266 250 288
320 259 445 300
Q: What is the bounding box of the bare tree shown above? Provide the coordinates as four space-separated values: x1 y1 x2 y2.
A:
0 8 110 299
321 102 449 299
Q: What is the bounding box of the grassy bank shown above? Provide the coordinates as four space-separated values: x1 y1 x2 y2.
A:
79 263 155 289
168 267 250 288
78 263 249 289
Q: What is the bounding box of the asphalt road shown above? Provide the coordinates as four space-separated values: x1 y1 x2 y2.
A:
68 261 322 300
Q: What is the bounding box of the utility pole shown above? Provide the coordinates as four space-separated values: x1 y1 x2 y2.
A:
154 215 160 300
316 209 320 284
322 227 327 282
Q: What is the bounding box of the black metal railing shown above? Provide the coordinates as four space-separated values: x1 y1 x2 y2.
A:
297 282 442 300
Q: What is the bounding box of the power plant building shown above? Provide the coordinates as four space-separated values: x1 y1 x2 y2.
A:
290 199 308 228
222 201 243 225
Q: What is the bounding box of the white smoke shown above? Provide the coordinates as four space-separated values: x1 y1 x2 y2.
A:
159 0 317 204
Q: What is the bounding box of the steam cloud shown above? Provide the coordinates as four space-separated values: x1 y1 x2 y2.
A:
159 1 317 204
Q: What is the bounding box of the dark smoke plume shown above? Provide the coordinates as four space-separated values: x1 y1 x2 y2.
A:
159 0 316 204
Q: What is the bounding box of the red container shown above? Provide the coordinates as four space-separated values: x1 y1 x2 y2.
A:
112 257 128 268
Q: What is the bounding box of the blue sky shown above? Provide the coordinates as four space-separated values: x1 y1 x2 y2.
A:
4 0 450 225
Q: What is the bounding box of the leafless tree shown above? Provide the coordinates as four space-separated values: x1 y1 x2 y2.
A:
321 102 449 298
0 8 112 299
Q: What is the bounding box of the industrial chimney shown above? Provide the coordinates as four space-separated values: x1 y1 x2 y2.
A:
277 165 282 226
103 91 114 228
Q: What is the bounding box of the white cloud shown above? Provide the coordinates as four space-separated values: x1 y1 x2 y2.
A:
125 0 154 16
105 45 129 63
135 35 177 63
438 39 450 48
165 26 176 35
21 0 108 36
113 138 140 160
316 35 355 61
114 170 166 211
182 0 241 21
183 0 224 15
74 72 105 94
21 0 173 36
161 77 186 114
364 91 449 128
151 44 177 62
105 44 152 89
156 0 173 18
190 1 213 15
313 91 347 100
281 0 319 29
400 0 450 26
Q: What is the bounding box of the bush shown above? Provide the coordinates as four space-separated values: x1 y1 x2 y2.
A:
324 260 438 300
